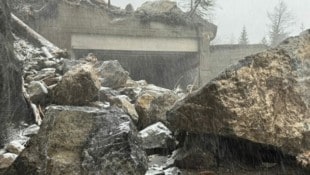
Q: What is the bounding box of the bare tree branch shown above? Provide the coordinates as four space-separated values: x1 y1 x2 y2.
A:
267 1 295 46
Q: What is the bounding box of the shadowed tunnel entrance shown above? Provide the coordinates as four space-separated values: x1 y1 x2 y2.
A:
74 50 199 89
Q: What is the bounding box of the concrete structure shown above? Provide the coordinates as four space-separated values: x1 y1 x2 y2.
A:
12 1 266 88
203 44 268 83
13 0 217 89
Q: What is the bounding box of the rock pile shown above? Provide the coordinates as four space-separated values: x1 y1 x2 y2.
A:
2 1 310 173
0 1 33 172
3 30 310 174
1 33 185 174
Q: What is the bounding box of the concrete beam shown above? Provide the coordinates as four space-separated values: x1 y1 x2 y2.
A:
71 34 198 52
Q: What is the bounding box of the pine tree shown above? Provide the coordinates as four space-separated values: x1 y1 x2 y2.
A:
238 26 249 45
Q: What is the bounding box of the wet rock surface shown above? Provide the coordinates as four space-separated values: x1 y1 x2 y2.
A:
5 106 148 175
168 30 310 170
1 26 184 173
2 1 310 174
138 122 176 150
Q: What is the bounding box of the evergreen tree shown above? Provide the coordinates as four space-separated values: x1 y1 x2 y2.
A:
238 26 249 45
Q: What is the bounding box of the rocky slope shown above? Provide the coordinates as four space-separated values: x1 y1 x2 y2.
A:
0 0 33 148
1 30 184 174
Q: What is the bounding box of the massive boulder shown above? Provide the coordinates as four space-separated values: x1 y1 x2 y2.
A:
5 106 148 175
168 30 310 158
0 0 33 146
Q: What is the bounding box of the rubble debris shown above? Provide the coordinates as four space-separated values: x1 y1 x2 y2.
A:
5 141 25 155
0 0 34 147
22 124 40 136
11 13 67 58
26 81 49 105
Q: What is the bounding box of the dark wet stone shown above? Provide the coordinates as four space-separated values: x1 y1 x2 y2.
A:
4 106 148 175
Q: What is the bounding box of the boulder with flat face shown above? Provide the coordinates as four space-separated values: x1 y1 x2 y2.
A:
5 106 148 175
168 30 310 158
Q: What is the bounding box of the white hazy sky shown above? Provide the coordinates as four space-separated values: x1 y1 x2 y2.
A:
111 0 310 44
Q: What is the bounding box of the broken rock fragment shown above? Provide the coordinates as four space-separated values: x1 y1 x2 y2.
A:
0 153 17 169
5 141 25 155
26 81 49 105
98 60 129 89
111 95 139 124
136 85 178 129
138 122 175 150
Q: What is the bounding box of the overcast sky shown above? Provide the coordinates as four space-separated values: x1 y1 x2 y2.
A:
111 0 310 44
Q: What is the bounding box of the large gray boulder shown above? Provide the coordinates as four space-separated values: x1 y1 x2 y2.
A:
5 106 148 175
167 30 310 161
0 0 33 146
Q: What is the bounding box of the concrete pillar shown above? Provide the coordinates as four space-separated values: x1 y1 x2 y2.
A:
197 26 211 86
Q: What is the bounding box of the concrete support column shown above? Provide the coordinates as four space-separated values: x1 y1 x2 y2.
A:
197 26 211 86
